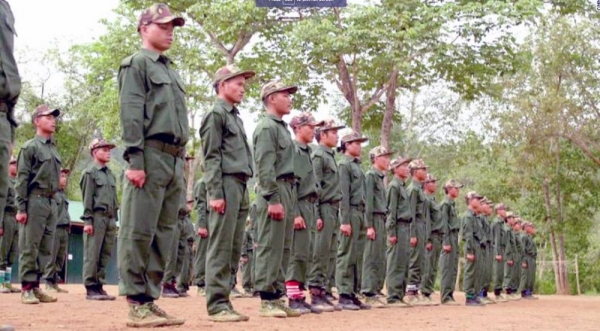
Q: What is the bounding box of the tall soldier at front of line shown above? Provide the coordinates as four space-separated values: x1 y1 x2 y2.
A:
16 105 62 305
406 159 428 305
438 180 464 305
117 3 188 328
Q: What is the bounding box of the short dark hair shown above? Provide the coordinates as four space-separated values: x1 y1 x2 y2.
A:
213 83 219 95
444 187 450 194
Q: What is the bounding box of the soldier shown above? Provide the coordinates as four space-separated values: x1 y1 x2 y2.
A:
478 198 495 304
385 155 412 308
240 216 254 296
0 0 21 247
502 212 517 299
192 176 208 297
16 105 61 304
200 63 254 322
80 138 118 301
43 168 71 293
521 222 538 299
176 198 195 296
0 155 18 293
511 218 523 300
117 3 188 327
361 145 393 308
336 133 373 311
492 203 509 302
309 119 345 311
406 159 428 305
439 179 463 305
162 194 191 298
420 173 441 305
461 191 485 306
286 113 325 314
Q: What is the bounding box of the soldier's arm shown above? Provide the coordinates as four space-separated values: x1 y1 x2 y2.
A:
425 200 433 244
385 185 398 238
200 112 225 200
118 64 146 171
0 14 20 141
441 203 451 246
504 232 513 260
409 188 417 238
253 127 279 204
15 146 33 213
312 154 324 220
463 216 474 255
493 222 502 256
338 163 351 225
79 171 96 226
364 172 375 229
194 180 208 229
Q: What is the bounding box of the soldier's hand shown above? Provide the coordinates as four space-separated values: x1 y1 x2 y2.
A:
426 243 433 251
210 199 226 214
125 169 146 188
466 253 475 262
16 212 27 225
522 262 528 269
410 237 417 247
253 243 258 249
340 224 352 237
84 225 94 235
367 227 376 240
268 203 285 221
388 236 398 245
317 219 324 231
507 260 514 266
495 255 503 262
198 228 208 238
240 256 248 263
294 216 307 230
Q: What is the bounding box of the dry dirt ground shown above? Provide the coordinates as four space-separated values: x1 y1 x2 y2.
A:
1 285 599 331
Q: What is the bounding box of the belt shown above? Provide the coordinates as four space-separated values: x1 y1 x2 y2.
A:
224 173 250 183
374 211 386 216
397 218 411 224
145 139 184 158
94 209 115 218
276 174 295 183
299 194 318 203
350 204 365 212
57 224 70 228
0 102 7 113
4 208 17 215
431 230 442 236
30 188 55 199
322 200 340 208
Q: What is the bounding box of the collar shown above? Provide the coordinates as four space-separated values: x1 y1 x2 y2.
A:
318 144 335 156
444 196 455 205
140 48 171 64
468 209 477 217
93 162 108 172
295 141 309 150
35 135 54 145
393 176 406 186
411 179 423 188
215 97 237 114
344 154 360 164
373 168 384 177
266 112 286 125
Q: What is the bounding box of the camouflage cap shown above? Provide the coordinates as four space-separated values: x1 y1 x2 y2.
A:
213 64 255 85
137 3 185 32
289 112 324 128
369 146 394 159
408 158 427 170
341 131 369 144
316 119 345 133
9 155 16 164
506 211 515 218
424 173 437 183
481 197 492 204
443 179 464 189
89 138 116 153
260 79 298 100
495 203 507 211
60 168 71 175
465 191 483 201
389 156 412 170
32 105 60 121
522 221 533 228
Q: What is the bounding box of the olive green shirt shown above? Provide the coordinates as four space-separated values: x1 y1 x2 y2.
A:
80 163 118 226
492 217 505 257
407 179 425 238
461 209 479 255
253 113 294 205
514 230 523 260
478 215 490 247
521 233 535 259
339 155 365 226
365 168 386 229
0 0 21 141
312 145 342 220
200 98 253 201
385 176 411 237
503 225 514 261
0 176 16 229
294 141 318 218
55 190 70 226
16 135 61 213
193 177 208 229
440 197 459 246
118 49 190 170
425 195 442 243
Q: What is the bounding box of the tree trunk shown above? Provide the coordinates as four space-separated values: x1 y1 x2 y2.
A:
543 178 564 294
558 233 570 294
380 71 397 151
351 104 362 134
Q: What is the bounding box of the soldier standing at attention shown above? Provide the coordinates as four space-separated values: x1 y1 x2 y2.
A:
511 218 523 301
0 0 21 240
286 113 324 314
483 199 496 304
201 64 255 322
406 159 428 305
491 203 509 303
420 174 441 305
438 180 463 305
43 168 71 294
477 198 494 305
521 222 538 299
176 198 195 296
502 212 517 299
16 105 61 305
162 193 191 298
117 3 188 327
461 191 484 306
384 156 413 308
240 216 254 296
0 156 18 293
361 145 393 308
192 176 208 297
336 133 373 311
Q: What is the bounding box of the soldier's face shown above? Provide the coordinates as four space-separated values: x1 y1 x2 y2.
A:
497 209 507 218
346 141 362 157
507 217 515 225
35 115 56 134
527 227 536 235
267 91 293 115
60 173 68 189
448 187 459 199
375 155 390 171
295 124 315 144
425 181 437 193
469 197 481 210
8 163 17 177
394 164 409 179
94 147 112 163
187 202 193 211
414 168 427 181
142 22 174 51
321 130 338 148
221 76 246 104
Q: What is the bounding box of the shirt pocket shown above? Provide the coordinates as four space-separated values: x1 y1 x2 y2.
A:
146 71 174 115
34 152 53 186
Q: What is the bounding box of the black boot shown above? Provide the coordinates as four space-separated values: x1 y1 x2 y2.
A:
86 286 109 301
338 295 360 311
98 285 116 301
289 298 311 314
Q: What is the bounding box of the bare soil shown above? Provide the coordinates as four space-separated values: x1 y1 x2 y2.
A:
1 285 599 331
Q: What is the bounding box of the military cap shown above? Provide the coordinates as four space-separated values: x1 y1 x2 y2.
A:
408 158 427 170
316 119 345 133
522 221 533 228
9 155 17 164
260 79 298 100
369 146 394 159
89 138 116 153
213 64 255 85
506 211 515 218
389 155 412 170
60 168 71 175
495 203 507 210
424 173 437 183
481 197 492 204
341 131 369 144
289 112 324 128
443 179 464 189
137 3 185 32
33 105 60 121
465 191 483 201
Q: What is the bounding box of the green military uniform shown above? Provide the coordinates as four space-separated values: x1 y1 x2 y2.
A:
362 167 387 297
518 229 534 296
477 213 491 299
439 187 461 304
523 229 537 297
502 220 516 294
460 192 483 304
422 192 442 298
512 228 523 293
492 213 507 296
163 197 189 297
43 186 69 289
176 213 194 294
407 179 426 294
80 155 118 298
0 165 18 293
241 220 254 294
0 0 21 233
192 178 208 293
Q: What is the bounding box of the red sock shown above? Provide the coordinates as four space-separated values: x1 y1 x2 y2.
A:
285 280 304 300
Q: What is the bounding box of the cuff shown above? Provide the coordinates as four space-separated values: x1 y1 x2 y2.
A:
128 151 145 170
267 193 281 205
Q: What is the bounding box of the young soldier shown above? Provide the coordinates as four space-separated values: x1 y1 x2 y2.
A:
336 133 372 311
16 105 61 304
44 168 71 293
502 212 517 299
521 222 538 299
252 80 299 318
162 195 190 298
461 191 484 306
385 155 413 308
511 218 524 300
287 113 324 314
361 145 393 308
117 3 188 327
240 217 254 296
200 64 255 322
0 155 18 293
492 203 509 302
439 180 463 305
176 199 195 296
478 198 495 304
309 120 345 311
192 176 208 297
421 173 441 305
80 138 118 301
406 159 428 305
